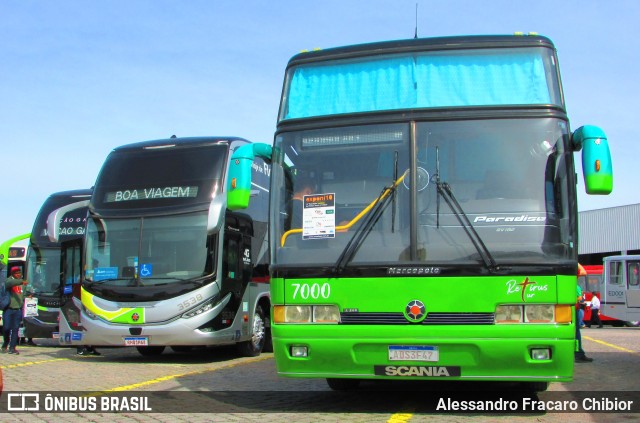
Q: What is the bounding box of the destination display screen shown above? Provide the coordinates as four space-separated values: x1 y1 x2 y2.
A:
58 208 88 238
103 186 199 203
33 205 88 242
93 143 227 211
9 247 25 258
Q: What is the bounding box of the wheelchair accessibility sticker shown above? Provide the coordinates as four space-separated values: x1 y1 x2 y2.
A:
140 264 153 278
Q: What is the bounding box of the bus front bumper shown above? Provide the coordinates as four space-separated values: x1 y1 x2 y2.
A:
272 326 574 382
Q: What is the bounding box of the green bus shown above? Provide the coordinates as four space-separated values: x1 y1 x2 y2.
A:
228 34 613 391
0 233 31 275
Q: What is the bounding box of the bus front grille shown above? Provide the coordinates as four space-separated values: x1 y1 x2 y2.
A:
340 312 495 325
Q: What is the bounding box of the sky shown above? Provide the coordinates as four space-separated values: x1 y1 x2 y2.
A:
1 0 638 244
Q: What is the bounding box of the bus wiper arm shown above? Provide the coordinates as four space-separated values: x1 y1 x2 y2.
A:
334 171 406 275
88 278 129 285
436 181 499 272
334 185 396 275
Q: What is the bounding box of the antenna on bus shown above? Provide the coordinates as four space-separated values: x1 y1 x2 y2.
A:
414 3 419 39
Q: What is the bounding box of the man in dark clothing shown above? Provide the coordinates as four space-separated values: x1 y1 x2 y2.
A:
2 266 29 354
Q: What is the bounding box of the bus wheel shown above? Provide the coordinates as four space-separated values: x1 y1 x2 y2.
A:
262 316 273 353
136 346 166 356
326 378 361 391
237 305 266 357
521 382 548 392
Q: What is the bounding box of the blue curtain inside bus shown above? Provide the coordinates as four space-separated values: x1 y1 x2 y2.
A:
284 50 556 120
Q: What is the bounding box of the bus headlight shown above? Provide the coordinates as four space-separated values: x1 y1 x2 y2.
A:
495 305 523 323
82 305 98 320
274 305 340 323
183 299 216 318
313 305 340 323
275 305 311 323
524 305 555 323
495 304 570 324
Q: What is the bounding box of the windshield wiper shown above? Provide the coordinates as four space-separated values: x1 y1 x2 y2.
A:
432 146 499 272
88 278 130 285
334 166 405 275
435 180 500 272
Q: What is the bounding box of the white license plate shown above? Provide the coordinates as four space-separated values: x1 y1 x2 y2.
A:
388 345 438 362
124 336 149 346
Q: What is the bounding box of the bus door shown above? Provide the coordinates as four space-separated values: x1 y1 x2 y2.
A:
222 219 253 298
58 238 84 344
626 259 640 309
220 214 253 329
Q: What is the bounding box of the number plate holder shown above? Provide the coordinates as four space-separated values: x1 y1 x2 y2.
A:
388 345 438 362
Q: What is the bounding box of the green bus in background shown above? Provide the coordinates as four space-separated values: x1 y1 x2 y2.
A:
228 34 613 391
0 233 31 275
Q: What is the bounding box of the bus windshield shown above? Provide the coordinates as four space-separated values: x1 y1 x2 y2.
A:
26 248 63 295
272 117 573 268
85 211 212 289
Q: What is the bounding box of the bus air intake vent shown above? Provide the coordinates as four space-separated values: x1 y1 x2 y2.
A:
340 312 495 325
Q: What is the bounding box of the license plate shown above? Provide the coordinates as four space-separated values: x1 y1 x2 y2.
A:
388 345 438 362
124 336 149 346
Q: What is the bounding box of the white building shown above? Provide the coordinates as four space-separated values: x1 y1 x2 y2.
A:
578 203 640 264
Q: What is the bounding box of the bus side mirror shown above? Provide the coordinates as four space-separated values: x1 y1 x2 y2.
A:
572 125 612 195
207 196 226 234
227 143 272 210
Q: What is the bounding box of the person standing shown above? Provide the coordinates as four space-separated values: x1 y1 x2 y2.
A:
589 292 603 328
1 267 29 355
76 345 100 356
575 284 593 362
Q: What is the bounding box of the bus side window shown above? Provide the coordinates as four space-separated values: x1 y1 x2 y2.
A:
587 276 599 293
609 261 623 285
628 262 640 288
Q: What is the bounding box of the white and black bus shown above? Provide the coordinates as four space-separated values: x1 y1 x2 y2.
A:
24 189 91 339
51 136 271 356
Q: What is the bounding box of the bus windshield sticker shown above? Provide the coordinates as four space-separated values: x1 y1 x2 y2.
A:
139 264 153 278
94 267 119 281
302 193 335 240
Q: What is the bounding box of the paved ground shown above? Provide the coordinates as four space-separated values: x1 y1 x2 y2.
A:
0 328 639 422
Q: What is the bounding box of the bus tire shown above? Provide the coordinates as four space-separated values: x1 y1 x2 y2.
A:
263 316 273 353
521 382 548 392
170 346 194 353
237 305 266 357
326 378 361 391
136 346 166 356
